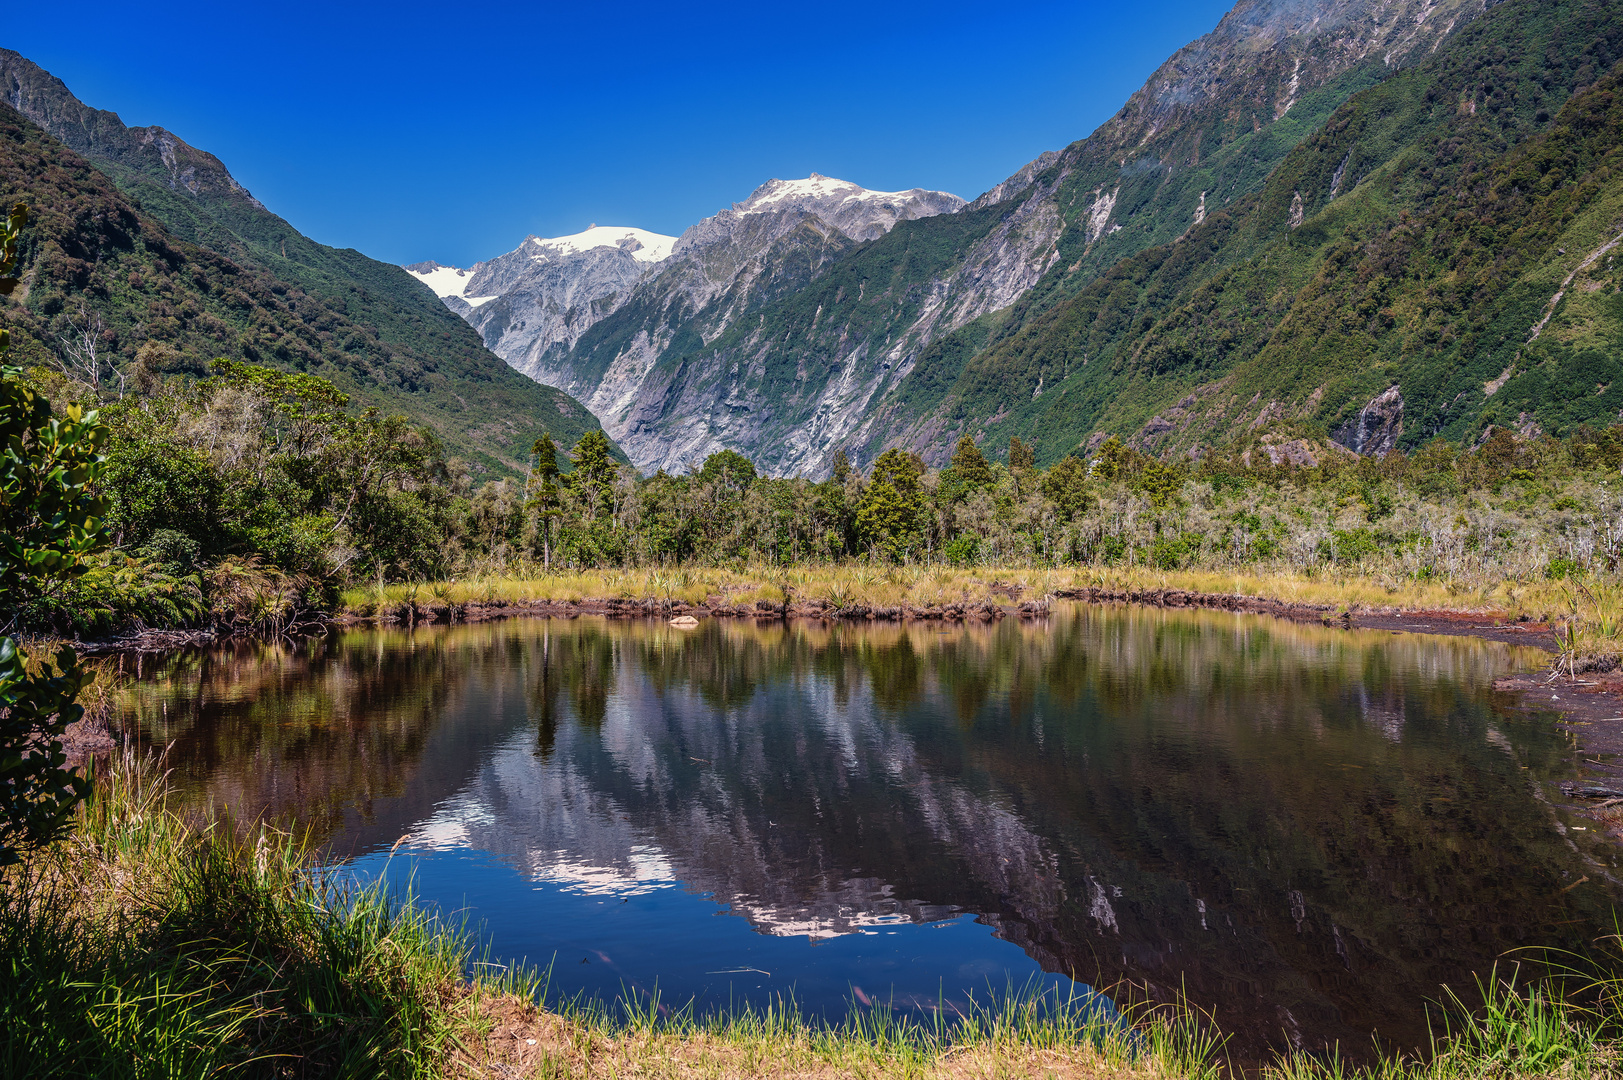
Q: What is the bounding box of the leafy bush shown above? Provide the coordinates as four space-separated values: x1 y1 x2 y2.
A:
25 554 205 635
1149 533 1200 570
943 535 981 566
0 202 96 863
1325 528 1384 566
1548 556 1583 580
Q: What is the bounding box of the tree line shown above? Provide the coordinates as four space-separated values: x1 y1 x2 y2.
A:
4 206 1622 641
16 336 1623 640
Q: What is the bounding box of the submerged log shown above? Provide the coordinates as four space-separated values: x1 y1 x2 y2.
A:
1561 783 1623 799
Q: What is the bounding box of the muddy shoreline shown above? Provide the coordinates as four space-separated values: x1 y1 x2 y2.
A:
73 584 1566 645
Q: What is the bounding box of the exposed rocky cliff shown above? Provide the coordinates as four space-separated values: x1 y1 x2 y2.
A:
416 175 965 473
406 225 676 384
559 176 969 473
1 48 262 209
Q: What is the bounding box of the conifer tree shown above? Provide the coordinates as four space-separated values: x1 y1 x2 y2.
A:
949 436 995 487
528 431 561 571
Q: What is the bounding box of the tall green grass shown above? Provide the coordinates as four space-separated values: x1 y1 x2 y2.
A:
0 760 476 1079
1270 964 1622 1080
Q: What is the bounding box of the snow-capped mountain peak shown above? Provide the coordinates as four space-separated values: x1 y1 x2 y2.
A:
526 225 678 265
402 260 500 307
739 173 929 213
405 176 964 471
403 223 678 372
709 173 965 244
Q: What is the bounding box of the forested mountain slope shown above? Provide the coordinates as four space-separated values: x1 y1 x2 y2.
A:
554 0 1484 476
0 50 611 475
909 0 1623 463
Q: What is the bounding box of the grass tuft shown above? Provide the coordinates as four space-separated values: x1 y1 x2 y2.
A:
0 756 476 1078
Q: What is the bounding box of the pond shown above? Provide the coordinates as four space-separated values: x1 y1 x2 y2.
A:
112 606 1623 1057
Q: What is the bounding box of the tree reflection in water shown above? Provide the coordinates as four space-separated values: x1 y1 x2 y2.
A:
115 608 1615 1057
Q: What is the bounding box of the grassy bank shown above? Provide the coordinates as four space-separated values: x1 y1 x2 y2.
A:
0 759 483 1077
339 564 1621 670
7 759 1623 1078
342 563 1585 617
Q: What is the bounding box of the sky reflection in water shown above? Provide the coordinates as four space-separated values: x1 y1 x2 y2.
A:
116 607 1616 1055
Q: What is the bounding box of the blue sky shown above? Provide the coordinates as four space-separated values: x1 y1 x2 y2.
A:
6 0 1235 267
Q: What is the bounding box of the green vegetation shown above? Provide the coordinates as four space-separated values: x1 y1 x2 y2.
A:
16 287 1623 669
355 420 1621 666
22 353 462 635
0 93 610 478
1 761 484 1077
0 202 95 865
8 12 1623 1077
912 0 1623 462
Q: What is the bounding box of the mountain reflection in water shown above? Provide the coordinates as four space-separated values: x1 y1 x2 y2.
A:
114 607 1621 1056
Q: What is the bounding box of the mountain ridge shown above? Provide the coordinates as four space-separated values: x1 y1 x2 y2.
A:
412 0 1492 477
0 48 616 475
909 0 1623 464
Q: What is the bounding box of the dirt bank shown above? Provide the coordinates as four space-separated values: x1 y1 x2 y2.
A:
331 583 1563 639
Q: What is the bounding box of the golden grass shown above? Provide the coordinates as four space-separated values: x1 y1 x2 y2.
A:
340 563 1586 622
450 990 1211 1080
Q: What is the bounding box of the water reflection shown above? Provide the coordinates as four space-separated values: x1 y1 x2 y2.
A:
115 608 1617 1055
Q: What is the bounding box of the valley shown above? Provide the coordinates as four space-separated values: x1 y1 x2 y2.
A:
0 48 612 477
8 0 1623 1076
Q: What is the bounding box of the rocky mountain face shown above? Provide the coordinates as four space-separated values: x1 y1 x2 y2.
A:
0 49 615 475
562 175 969 473
946 0 1486 307
706 0 1487 474
406 225 676 387
418 174 966 474
1 49 260 209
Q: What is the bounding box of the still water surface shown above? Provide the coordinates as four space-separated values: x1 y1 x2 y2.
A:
115 607 1622 1054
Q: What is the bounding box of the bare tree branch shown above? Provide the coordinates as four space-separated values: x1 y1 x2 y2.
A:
55 303 123 398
